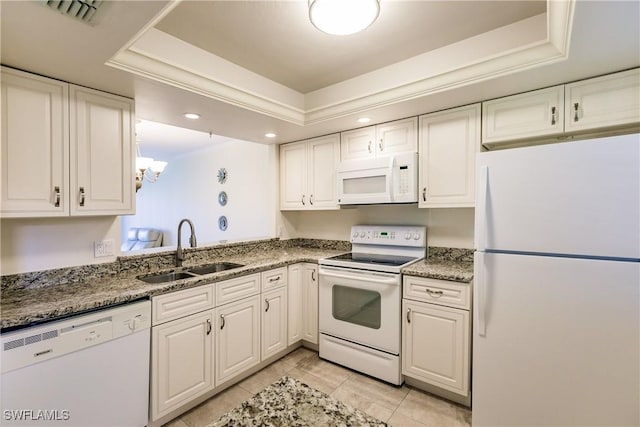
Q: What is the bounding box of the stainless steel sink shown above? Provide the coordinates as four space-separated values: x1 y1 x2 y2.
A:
137 271 197 284
186 262 244 275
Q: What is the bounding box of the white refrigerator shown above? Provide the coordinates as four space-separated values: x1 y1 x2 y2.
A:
472 134 640 426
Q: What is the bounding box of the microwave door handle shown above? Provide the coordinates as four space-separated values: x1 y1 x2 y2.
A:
388 156 395 201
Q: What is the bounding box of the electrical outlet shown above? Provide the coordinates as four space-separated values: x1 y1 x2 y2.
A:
94 239 115 258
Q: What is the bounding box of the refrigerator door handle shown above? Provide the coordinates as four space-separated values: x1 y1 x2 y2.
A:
475 165 489 251
476 252 487 337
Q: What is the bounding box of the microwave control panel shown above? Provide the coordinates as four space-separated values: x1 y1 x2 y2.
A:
350 225 426 247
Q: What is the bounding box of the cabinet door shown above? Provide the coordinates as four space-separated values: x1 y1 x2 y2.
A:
287 264 303 345
403 299 470 396
301 264 318 344
69 85 135 215
1 67 69 217
482 85 564 145
340 126 376 160
307 134 340 210
376 117 418 156
216 295 260 386
565 68 640 133
418 104 480 208
280 141 307 210
261 287 288 360
151 310 214 421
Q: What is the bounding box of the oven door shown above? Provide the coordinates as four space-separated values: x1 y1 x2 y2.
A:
318 265 401 354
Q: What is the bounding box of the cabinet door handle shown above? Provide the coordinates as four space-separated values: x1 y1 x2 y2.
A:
206 319 212 335
310 194 314 205
426 289 444 298
79 187 85 207
368 141 372 153
311 270 316 281
573 102 580 122
265 298 270 312
551 106 557 125
379 139 383 151
407 307 411 323
301 195 306 206
220 314 225 330
269 276 281 283
54 186 60 207
422 187 427 202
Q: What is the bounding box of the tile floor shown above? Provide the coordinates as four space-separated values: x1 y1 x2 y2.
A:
163 347 471 427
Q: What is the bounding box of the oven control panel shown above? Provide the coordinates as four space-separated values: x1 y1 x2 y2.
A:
350 225 426 247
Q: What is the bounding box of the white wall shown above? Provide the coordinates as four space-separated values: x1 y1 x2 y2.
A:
278 206 474 249
122 139 277 249
1 216 121 275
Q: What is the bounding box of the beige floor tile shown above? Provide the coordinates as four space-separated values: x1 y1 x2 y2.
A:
236 359 292 394
180 386 251 427
279 346 316 368
340 373 410 410
387 411 429 427
454 405 472 427
394 389 460 427
330 384 394 422
295 354 354 389
287 366 341 395
161 417 190 427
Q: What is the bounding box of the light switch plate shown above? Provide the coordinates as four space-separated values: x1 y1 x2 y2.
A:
94 239 115 258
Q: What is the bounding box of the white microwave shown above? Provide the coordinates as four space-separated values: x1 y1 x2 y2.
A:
337 152 418 205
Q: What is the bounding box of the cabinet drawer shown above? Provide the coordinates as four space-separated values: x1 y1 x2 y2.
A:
403 276 471 310
152 284 215 325
216 273 261 306
261 267 287 291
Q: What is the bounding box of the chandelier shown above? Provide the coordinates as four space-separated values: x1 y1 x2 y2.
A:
135 144 167 192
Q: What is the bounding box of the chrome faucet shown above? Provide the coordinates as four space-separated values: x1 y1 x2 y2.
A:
176 219 197 267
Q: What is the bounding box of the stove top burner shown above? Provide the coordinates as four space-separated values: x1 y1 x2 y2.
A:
325 252 418 267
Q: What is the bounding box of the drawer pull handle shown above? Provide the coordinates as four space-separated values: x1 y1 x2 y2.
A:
206 319 212 335
407 307 411 323
265 298 270 312
220 314 225 330
54 186 60 207
551 106 557 125
426 289 444 298
269 276 281 282
79 187 85 207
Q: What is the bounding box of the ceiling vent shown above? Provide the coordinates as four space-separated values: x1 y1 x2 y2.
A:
44 0 102 23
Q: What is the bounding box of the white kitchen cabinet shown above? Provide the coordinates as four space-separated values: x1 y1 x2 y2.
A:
340 117 417 160
482 85 564 145
418 104 480 208
261 286 288 360
301 263 319 344
565 68 640 133
279 134 339 210
151 310 214 421
287 264 303 345
0 67 135 218
402 275 472 397
215 295 260 386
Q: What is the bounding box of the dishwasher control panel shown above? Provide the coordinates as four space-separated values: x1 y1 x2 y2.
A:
0 300 151 374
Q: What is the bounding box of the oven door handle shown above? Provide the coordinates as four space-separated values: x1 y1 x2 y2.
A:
319 267 398 286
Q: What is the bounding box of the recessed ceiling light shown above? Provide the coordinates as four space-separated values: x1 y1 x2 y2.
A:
184 113 200 120
357 117 371 123
265 133 277 138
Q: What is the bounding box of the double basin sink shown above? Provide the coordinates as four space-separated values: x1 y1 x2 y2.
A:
137 262 244 284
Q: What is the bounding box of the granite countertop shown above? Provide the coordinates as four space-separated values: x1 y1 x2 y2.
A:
402 247 474 283
0 240 474 331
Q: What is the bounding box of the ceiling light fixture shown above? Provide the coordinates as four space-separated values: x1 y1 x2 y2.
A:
309 0 380 36
265 132 277 138
357 117 371 123
184 113 200 120
135 142 168 192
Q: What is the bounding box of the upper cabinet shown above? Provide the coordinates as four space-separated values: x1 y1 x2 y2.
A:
565 68 640 133
418 104 480 208
340 117 417 160
280 134 340 210
482 68 640 148
1 67 135 218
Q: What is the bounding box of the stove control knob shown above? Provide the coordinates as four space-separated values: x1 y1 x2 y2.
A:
413 232 421 240
405 232 412 240
352 231 359 239
360 231 366 238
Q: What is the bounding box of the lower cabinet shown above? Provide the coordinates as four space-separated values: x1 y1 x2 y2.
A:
288 263 318 345
402 276 472 397
261 287 288 360
151 310 214 420
216 295 261 386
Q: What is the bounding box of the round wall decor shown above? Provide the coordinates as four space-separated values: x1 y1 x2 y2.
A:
218 191 228 206
217 168 227 184
218 215 228 231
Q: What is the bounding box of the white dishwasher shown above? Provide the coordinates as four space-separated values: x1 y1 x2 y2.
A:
0 300 151 427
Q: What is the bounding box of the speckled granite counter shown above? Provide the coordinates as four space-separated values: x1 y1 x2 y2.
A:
1 241 474 331
402 247 474 283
